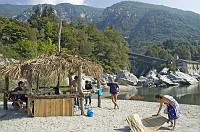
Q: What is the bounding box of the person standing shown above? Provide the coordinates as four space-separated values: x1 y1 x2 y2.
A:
102 77 119 109
84 80 93 107
71 76 78 94
153 94 181 130
71 76 79 108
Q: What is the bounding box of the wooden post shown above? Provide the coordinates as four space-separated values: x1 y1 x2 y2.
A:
57 71 60 87
27 65 33 92
68 71 73 87
36 74 39 92
3 75 9 110
78 64 84 115
27 65 33 117
97 79 101 108
58 21 62 54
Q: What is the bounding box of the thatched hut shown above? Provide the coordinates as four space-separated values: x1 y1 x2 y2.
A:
0 53 103 85
0 53 103 116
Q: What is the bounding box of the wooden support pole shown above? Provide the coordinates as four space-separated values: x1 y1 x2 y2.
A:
27 65 33 117
57 72 60 87
97 79 101 108
68 71 73 87
27 65 33 92
36 74 39 92
3 75 9 110
58 21 62 54
78 64 84 115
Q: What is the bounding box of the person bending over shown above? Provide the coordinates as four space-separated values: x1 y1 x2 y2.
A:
153 94 181 131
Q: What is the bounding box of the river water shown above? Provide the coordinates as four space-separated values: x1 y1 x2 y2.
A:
135 83 200 105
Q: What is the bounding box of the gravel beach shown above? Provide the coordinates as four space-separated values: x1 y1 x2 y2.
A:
0 99 200 132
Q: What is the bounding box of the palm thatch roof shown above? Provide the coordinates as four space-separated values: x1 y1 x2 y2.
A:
0 53 103 82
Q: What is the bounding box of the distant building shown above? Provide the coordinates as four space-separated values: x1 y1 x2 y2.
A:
176 59 200 75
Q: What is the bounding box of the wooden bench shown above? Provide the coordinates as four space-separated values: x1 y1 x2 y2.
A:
5 91 28 111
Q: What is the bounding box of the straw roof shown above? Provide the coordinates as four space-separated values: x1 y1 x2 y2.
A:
0 53 103 82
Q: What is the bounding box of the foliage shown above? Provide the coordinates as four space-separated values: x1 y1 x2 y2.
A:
13 40 57 60
145 44 173 60
144 40 200 61
179 68 186 73
96 1 200 54
173 42 199 60
61 18 130 73
0 13 130 74
142 40 200 74
168 62 177 72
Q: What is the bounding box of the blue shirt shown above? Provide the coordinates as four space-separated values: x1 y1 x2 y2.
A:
107 83 119 94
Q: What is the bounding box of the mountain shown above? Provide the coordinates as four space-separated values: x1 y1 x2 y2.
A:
15 3 104 23
1 2 200 54
0 4 33 18
96 1 200 53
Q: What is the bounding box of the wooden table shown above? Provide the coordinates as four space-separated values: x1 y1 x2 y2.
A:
28 94 74 117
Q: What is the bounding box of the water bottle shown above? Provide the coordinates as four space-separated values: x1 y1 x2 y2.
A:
87 107 94 117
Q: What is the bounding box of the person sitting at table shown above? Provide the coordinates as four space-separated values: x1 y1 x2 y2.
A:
13 81 28 108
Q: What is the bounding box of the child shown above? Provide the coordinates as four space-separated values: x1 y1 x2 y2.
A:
84 80 93 107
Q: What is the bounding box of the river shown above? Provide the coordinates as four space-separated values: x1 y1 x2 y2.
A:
136 83 200 105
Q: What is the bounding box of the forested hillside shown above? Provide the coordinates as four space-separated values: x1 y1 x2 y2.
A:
1 1 200 55
0 8 130 74
0 4 33 18
1 1 200 75
96 1 200 53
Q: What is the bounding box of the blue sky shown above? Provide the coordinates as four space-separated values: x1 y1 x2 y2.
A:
0 0 200 14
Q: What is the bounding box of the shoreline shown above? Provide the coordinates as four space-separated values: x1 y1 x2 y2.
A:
1 99 200 132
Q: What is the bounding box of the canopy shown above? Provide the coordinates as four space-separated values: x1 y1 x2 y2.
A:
0 53 103 84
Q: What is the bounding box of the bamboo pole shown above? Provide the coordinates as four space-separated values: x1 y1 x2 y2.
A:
3 75 9 110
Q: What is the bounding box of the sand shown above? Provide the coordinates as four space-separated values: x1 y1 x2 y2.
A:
0 99 200 132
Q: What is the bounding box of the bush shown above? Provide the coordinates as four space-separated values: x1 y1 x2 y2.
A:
179 68 186 73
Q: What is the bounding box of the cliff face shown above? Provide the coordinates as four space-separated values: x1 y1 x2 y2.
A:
14 3 104 23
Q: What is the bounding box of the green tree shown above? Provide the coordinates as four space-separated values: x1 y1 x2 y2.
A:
2 24 28 44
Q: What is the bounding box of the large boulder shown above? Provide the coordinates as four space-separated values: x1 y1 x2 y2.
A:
115 70 138 85
170 71 198 85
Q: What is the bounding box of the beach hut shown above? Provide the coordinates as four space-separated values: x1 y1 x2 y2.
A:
0 53 103 117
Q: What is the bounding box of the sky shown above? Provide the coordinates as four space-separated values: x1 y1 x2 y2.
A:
0 0 200 14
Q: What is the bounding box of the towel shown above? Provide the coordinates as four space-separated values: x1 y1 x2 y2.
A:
126 114 168 132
